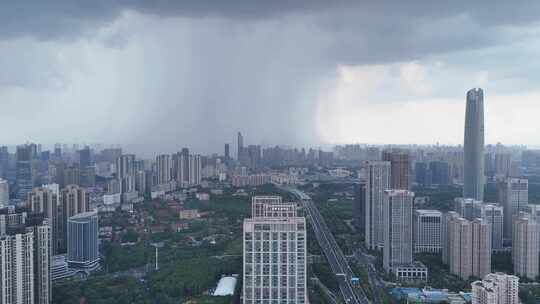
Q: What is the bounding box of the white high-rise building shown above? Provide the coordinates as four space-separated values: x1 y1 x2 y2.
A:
156 154 171 185
498 178 528 240
472 218 492 279
189 154 202 185
365 161 391 250
414 209 442 253
0 179 8 208
472 273 519 304
512 213 538 280
243 196 306 304
383 190 414 272
474 203 504 251
0 218 51 304
448 216 491 279
442 211 460 265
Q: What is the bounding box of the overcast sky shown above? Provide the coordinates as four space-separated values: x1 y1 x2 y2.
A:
1 1 540 155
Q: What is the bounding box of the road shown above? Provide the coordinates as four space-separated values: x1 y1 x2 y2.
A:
285 187 370 304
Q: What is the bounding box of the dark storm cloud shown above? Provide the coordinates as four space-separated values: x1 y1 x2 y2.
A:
2 1 540 153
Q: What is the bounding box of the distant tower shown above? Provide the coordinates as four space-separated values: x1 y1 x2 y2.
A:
464 88 485 201
237 132 244 162
224 144 230 160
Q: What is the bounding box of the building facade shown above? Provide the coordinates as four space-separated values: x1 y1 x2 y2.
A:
414 209 442 253
67 211 99 272
512 213 538 280
498 178 528 240
243 196 306 304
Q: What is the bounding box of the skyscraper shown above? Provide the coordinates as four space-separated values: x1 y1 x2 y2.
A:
16 144 34 199
224 144 230 160
382 149 411 190
181 148 190 184
243 196 306 303
498 178 528 240
237 132 244 162
463 88 485 201
512 213 538 280
364 161 391 250
189 154 202 185
383 190 414 272
67 211 100 272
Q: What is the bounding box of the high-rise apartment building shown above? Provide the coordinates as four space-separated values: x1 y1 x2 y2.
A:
156 154 171 185
448 216 491 279
414 209 442 253
442 211 460 265
116 154 136 194
472 273 519 304
189 154 202 185
463 88 485 201
382 149 411 190
243 196 306 304
472 218 492 279
0 216 51 304
498 178 528 240
364 161 391 250
67 211 99 272
512 213 538 280
383 190 414 272
28 186 61 254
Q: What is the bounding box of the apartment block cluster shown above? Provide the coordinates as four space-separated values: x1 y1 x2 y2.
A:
242 196 307 304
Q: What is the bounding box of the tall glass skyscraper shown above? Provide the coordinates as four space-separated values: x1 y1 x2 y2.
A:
463 88 485 201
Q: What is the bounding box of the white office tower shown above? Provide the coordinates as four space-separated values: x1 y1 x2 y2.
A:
454 197 482 220
189 154 202 186
243 196 307 304
0 218 51 304
442 211 460 265
0 179 8 208
498 178 528 240
472 273 519 304
472 218 492 279
156 154 171 185
512 213 538 280
474 203 504 251
365 161 391 250
383 190 414 272
414 209 442 253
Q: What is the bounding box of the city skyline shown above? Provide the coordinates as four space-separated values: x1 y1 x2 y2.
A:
2 3 540 154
